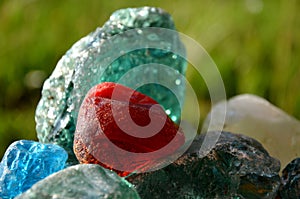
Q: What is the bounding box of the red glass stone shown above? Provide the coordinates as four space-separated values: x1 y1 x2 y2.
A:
74 82 185 177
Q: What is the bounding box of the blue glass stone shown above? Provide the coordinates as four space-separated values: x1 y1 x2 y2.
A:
0 140 68 199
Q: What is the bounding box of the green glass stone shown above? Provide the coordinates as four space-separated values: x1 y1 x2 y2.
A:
127 131 281 199
35 7 186 164
16 164 140 199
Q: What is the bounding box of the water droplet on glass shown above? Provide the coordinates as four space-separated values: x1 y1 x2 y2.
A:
175 79 181 85
166 109 171 115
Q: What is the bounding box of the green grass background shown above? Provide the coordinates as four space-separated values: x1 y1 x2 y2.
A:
0 0 299 159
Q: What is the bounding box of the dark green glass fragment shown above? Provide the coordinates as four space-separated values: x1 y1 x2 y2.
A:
127 131 281 199
278 157 300 199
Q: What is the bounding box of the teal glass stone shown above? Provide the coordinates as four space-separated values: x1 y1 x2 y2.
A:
35 7 186 164
0 140 68 199
16 164 141 199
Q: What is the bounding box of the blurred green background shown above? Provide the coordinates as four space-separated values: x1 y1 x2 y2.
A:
0 0 299 159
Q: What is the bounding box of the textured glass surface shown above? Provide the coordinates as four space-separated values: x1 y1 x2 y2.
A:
16 164 140 199
35 7 186 164
74 82 185 176
127 131 281 198
0 140 68 199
